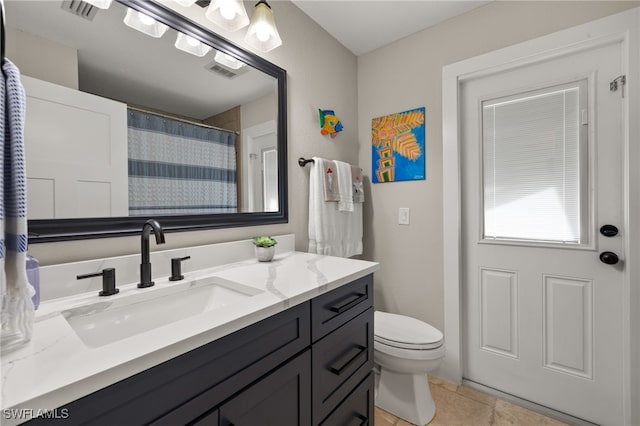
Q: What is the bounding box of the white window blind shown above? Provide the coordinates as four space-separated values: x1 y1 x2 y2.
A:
482 81 587 244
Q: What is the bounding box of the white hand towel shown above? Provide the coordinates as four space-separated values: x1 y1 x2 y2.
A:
335 161 354 212
308 158 362 258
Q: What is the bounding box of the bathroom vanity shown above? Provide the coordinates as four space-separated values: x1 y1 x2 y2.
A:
1 236 378 425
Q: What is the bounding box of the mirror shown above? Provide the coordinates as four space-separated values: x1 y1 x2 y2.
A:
4 0 288 242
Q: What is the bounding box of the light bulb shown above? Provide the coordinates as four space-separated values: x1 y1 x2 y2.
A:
186 35 200 47
255 23 270 42
220 3 236 20
138 12 155 26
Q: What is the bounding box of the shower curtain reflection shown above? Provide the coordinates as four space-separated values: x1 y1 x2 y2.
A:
127 109 238 216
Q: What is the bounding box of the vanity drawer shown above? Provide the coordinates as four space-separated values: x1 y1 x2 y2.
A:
319 373 374 426
29 302 310 426
312 307 374 425
311 274 373 342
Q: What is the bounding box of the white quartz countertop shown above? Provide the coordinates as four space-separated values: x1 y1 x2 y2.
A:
0 250 378 422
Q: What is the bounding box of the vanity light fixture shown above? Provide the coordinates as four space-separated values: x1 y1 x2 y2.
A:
175 32 213 57
244 0 281 53
83 0 113 9
214 51 245 70
205 0 250 32
123 8 169 38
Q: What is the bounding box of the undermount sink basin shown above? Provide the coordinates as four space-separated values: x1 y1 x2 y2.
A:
62 276 263 348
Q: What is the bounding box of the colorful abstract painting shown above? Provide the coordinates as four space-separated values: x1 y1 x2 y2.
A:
371 107 425 183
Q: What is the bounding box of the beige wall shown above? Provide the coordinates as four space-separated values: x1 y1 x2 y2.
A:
27 0 358 265
357 1 638 333
6 27 79 90
241 91 277 130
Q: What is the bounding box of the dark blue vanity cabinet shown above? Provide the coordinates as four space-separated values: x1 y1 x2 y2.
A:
27 274 374 426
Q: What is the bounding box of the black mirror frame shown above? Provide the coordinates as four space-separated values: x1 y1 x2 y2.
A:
28 0 288 243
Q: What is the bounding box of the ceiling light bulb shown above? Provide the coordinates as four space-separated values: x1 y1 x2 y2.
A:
175 32 213 57
123 8 169 38
186 35 200 47
255 23 270 42
214 51 245 70
205 0 249 32
244 1 281 52
219 3 236 20
138 12 156 26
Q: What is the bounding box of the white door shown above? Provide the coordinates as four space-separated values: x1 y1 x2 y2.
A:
241 121 277 212
22 76 128 219
461 39 625 425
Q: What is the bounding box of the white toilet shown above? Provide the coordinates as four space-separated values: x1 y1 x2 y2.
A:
374 311 445 425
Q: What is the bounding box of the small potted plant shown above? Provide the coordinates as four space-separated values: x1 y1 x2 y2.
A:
252 236 277 262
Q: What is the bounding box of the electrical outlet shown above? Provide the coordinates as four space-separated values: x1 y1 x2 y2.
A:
398 208 410 225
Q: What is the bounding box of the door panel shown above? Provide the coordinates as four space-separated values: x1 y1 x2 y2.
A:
461 39 624 425
22 75 128 219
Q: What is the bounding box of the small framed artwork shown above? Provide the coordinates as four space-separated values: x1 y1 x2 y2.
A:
371 107 425 183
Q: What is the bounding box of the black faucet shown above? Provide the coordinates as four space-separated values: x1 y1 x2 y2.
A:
138 219 166 288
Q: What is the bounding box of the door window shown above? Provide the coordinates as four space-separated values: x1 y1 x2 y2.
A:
482 80 588 244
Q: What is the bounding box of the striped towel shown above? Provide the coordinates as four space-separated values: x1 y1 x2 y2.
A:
1 59 34 341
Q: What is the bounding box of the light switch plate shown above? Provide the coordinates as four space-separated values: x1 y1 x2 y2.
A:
398 208 410 225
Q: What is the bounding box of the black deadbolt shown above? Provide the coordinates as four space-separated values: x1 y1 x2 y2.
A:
600 224 619 237
599 251 619 265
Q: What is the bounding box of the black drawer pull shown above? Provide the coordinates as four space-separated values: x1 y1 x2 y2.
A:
347 414 368 426
329 345 367 375
329 292 367 314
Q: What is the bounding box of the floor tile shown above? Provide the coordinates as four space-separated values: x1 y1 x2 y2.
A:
428 382 494 426
375 407 398 426
374 377 567 426
456 385 497 408
428 375 458 392
492 399 568 426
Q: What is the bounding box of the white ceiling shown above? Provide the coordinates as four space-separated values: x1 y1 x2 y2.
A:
290 0 492 56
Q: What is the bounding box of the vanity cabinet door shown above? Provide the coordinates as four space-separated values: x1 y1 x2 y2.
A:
218 350 311 426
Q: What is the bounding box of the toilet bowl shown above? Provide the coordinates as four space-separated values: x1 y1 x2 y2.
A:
374 311 445 425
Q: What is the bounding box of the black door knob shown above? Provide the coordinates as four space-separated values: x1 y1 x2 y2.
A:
600 251 619 265
600 225 619 237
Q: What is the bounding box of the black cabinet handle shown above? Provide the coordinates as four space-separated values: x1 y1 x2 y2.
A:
329 292 367 314
345 414 368 426
329 345 367 375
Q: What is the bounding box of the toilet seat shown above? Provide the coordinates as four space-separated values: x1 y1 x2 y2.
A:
374 311 444 350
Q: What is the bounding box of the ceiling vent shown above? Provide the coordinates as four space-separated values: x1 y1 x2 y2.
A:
61 0 99 21
206 61 250 79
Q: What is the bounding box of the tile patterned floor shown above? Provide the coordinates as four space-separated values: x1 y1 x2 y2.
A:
375 376 569 426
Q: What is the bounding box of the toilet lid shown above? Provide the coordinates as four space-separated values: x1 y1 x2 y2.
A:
375 311 444 350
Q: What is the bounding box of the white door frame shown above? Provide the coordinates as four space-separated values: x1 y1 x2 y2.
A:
442 8 639 424
241 120 277 212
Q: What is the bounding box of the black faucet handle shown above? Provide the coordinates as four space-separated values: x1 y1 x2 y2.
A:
77 268 119 297
169 256 191 281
